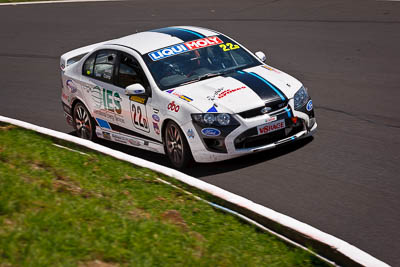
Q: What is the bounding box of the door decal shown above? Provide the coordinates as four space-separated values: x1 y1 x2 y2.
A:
131 103 150 133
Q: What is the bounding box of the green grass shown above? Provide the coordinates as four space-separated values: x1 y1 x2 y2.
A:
0 123 329 266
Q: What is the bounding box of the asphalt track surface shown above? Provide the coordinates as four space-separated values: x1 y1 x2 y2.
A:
1 0 400 265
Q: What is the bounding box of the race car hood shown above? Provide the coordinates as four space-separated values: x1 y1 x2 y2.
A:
168 65 302 114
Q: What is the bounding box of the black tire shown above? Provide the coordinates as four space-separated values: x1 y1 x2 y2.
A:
164 121 193 169
72 102 96 141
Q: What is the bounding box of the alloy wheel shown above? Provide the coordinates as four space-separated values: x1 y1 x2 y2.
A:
74 103 93 140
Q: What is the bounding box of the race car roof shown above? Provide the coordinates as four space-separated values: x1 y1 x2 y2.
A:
108 26 220 55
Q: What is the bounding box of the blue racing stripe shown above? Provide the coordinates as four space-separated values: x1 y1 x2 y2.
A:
284 108 292 118
229 71 285 102
149 27 204 42
247 72 286 101
170 27 204 38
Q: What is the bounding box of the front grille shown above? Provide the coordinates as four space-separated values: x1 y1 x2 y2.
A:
234 120 304 149
238 99 288 119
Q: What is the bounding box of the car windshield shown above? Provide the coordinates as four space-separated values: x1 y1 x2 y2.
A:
142 35 261 90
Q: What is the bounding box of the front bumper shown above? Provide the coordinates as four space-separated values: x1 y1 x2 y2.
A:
186 103 317 163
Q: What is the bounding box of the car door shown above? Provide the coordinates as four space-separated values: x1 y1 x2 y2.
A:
81 49 125 136
114 52 161 142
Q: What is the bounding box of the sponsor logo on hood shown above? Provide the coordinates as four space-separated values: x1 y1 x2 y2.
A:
217 86 246 99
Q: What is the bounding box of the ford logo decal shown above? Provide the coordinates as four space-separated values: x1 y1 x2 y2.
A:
201 128 221 137
152 114 160 122
261 107 271 114
306 100 313 111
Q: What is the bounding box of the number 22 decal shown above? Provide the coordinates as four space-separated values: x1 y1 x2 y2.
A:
219 43 240 52
131 103 150 132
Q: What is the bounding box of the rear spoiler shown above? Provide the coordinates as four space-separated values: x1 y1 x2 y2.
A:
60 40 111 70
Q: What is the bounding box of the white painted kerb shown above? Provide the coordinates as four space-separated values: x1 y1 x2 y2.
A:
0 115 390 267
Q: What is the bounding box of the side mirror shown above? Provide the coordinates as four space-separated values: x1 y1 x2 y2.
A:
255 51 266 63
126 83 146 95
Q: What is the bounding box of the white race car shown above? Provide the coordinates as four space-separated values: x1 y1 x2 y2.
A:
60 26 317 168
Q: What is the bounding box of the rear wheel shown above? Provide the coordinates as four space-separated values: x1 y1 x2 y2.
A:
73 102 95 140
164 121 193 169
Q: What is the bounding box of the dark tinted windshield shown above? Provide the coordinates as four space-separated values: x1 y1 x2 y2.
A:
143 35 261 90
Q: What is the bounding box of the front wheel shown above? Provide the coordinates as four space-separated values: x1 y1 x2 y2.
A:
73 102 95 140
164 121 193 169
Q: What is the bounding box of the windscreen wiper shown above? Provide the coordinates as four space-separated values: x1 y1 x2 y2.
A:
179 72 222 86
197 72 222 81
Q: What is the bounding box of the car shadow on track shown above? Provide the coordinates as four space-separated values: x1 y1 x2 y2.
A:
69 131 313 178
184 137 313 177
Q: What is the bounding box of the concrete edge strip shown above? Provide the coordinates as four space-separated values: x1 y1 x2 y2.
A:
0 115 389 267
0 0 121 6
155 177 336 266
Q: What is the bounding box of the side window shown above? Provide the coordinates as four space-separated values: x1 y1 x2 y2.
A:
116 53 149 89
83 53 96 76
93 50 117 82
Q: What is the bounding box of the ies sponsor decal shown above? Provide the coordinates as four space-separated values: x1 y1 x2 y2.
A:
149 36 223 61
66 79 78 93
201 128 221 137
167 101 180 112
91 86 122 114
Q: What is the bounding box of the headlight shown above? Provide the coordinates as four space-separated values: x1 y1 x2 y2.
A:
191 113 238 126
203 113 216 124
294 86 309 110
217 113 230 126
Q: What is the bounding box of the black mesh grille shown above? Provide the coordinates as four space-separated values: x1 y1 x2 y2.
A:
234 120 304 149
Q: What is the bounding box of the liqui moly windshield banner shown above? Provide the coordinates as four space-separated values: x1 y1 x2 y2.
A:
148 36 223 61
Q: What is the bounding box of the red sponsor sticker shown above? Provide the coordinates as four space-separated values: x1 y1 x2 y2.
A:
217 86 246 99
167 101 180 112
184 36 223 50
257 119 285 135
62 92 69 101
265 116 277 123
